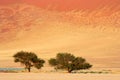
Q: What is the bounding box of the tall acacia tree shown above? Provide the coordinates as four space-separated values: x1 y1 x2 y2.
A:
49 53 92 73
13 51 45 72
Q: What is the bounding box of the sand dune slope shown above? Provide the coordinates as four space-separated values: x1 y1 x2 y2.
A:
0 4 120 68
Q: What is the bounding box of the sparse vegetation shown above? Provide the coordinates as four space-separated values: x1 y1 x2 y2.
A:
49 53 92 73
13 51 45 72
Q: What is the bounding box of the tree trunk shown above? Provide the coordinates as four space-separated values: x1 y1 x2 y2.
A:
68 70 72 73
68 68 73 73
28 67 31 72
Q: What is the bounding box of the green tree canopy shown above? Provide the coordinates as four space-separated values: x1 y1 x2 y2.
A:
13 51 45 72
49 53 92 73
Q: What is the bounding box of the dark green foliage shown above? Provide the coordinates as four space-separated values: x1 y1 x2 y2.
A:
48 58 58 66
13 51 45 72
49 53 92 73
34 59 45 69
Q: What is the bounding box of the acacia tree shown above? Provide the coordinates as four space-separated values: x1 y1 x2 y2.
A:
49 53 92 73
13 51 45 72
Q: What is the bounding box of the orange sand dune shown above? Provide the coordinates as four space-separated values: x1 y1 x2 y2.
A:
0 3 120 68
0 0 120 11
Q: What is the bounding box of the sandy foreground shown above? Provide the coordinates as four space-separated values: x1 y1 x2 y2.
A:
0 73 120 80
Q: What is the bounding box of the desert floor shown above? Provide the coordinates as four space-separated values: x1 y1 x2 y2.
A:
0 73 120 80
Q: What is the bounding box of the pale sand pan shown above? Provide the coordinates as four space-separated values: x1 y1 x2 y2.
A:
0 73 120 80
